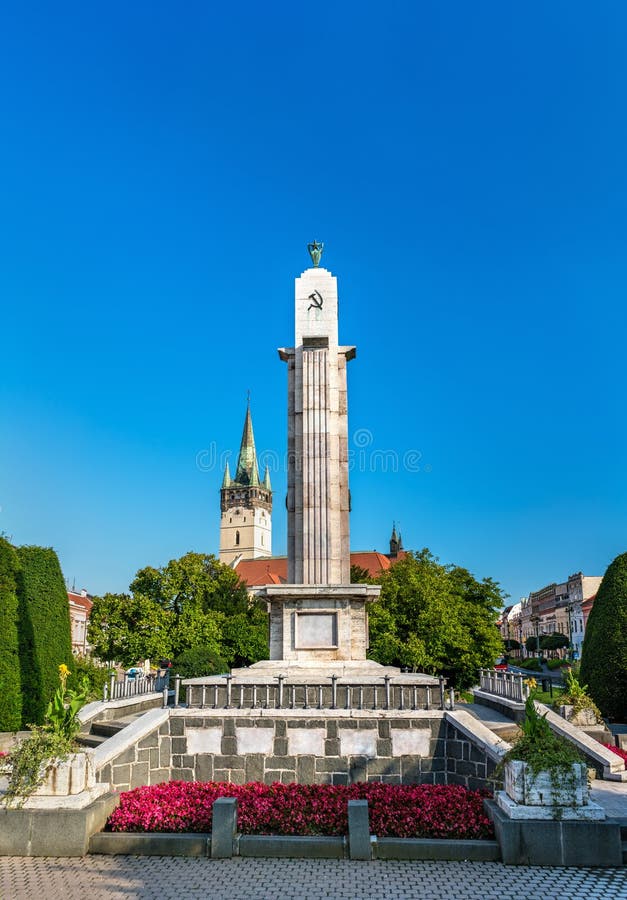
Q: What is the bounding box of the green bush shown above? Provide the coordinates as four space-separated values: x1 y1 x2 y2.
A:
581 552 627 720
518 657 543 671
540 633 569 652
173 646 227 678
16 546 73 726
69 656 112 702
547 658 565 670
0 538 22 731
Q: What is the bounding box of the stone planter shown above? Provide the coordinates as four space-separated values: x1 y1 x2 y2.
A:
504 759 588 807
32 751 96 797
557 705 599 727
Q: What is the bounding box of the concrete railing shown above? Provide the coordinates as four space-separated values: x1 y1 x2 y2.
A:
479 669 530 703
183 674 448 712
103 672 167 702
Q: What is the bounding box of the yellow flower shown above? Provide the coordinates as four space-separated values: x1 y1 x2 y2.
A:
524 677 537 691
58 663 70 690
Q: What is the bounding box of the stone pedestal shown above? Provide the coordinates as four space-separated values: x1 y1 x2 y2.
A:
256 583 381 664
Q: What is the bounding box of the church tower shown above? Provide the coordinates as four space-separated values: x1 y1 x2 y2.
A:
219 402 272 565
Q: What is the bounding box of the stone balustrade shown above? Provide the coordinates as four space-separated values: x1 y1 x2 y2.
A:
181 674 446 712
478 669 529 703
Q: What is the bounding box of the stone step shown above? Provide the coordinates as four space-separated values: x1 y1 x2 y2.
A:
90 720 128 738
75 732 109 748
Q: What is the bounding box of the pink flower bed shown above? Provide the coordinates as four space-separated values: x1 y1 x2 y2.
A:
603 743 627 767
107 781 494 840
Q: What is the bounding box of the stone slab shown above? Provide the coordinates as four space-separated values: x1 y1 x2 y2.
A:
391 729 430 757
486 798 622 867
374 838 501 861
235 727 274 755
347 800 370 860
238 835 346 858
90 832 209 857
287 728 326 756
186 727 222 755
0 792 118 856
339 729 377 758
496 791 606 821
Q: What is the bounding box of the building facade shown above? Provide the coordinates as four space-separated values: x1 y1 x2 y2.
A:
68 588 93 656
511 572 602 659
219 403 272 565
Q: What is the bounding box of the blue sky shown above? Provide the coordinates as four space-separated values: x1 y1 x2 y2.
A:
1 1 625 605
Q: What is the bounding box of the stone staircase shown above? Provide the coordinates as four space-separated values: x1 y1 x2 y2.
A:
76 711 148 749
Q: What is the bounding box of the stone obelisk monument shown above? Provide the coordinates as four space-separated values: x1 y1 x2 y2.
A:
249 243 386 676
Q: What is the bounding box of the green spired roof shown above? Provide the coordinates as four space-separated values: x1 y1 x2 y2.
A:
263 465 272 491
233 403 261 487
221 461 232 489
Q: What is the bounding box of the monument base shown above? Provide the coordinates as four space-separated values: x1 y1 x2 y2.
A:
256 583 382 664
230 659 404 679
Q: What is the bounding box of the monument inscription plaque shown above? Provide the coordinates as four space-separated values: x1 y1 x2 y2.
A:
295 612 338 650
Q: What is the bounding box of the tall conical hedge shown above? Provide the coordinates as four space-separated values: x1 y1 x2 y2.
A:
0 538 22 731
580 552 627 721
16 546 73 726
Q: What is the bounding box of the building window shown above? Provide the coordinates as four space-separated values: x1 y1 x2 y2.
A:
235 531 240 546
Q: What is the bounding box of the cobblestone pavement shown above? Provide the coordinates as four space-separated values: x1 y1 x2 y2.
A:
2 857 627 900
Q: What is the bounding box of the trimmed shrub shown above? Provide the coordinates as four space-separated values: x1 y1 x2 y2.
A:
173 646 227 678
580 552 627 721
0 538 22 731
16 546 73 726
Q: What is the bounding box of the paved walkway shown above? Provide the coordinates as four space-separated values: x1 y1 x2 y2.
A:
2 856 627 900
592 779 627 819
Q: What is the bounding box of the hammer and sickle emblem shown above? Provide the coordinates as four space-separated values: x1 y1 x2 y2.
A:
308 290 324 311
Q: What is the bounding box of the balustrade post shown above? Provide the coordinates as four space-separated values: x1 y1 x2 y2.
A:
384 675 391 710
331 674 338 710
277 674 284 708
439 676 446 710
225 674 233 709
174 675 181 708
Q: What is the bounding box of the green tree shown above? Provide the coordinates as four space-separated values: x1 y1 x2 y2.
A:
580 552 627 720
16 546 74 726
350 564 375 584
540 633 569 653
101 552 268 669
0 538 22 730
221 603 269 668
130 552 249 617
87 593 172 667
173 646 228 678
525 636 539 653
368 549 504 689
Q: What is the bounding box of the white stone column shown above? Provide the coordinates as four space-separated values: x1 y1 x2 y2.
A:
280 267 354 586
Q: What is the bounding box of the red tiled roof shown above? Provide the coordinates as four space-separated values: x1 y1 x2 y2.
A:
235 551 400 587
67 591 93 612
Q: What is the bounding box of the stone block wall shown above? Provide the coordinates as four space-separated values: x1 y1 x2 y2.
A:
443 720 501 794
95 710 504 794
96 717 172 792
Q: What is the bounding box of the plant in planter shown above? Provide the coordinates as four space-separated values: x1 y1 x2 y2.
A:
499 694 589 812
4 663 90 807
553 671 603 726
